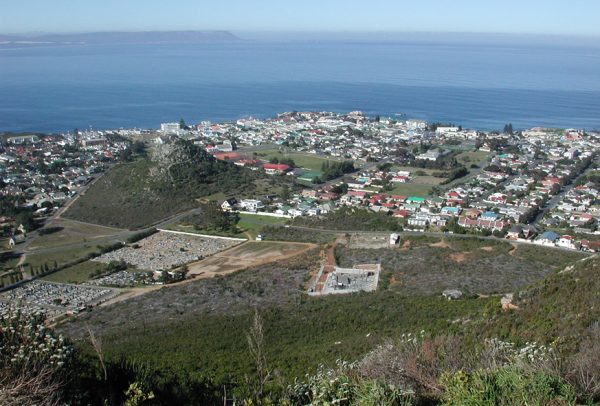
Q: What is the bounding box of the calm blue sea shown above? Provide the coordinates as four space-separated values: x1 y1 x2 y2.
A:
1 39 600 132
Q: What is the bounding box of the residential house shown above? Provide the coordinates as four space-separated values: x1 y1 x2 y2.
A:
535 231 559 246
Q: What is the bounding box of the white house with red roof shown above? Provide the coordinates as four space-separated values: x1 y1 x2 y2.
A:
262 163 291 175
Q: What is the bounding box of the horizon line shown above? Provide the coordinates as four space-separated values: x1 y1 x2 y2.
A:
2 29 600 39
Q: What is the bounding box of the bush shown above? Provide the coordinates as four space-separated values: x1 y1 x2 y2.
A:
38 226 64 235
126 228 158 244
441 367 576 405
0 307 74 404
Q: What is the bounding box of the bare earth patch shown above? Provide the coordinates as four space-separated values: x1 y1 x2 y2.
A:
429 239 451 248
401 240 412 250
187 241 315 279
449 252 471 263
480 246 494 252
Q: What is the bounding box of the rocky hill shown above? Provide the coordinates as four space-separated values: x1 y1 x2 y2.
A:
64 140 274 229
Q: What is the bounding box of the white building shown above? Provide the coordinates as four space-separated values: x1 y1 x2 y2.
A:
239 199 264 212
435 127 459 134
160 122 181 134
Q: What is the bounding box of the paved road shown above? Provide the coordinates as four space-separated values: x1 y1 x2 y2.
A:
282 225 590 254
532 156 598 226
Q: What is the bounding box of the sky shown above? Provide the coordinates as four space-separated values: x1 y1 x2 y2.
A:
1 0 599 37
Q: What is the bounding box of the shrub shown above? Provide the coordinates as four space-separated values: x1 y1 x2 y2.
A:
0 307 74 404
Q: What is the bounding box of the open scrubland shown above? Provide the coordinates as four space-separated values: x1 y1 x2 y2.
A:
53 231 594 404
60 248 491 388
336 235 588 296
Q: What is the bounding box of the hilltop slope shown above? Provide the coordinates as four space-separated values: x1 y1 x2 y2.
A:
480 254 600 349
64 140 276 229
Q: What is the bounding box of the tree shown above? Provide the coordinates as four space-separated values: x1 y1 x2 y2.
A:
192 201 238 233
130 141 146 156
280 184 291 200
179 118 188 130
15 211 35 232
246 309 270 400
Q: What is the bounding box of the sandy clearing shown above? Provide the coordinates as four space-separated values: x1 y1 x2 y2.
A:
187 241 315 277
429 239 450 248
449 252 471 263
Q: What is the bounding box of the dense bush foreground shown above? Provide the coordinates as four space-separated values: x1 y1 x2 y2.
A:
2 255 599 404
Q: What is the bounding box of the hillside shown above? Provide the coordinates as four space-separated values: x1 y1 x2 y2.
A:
64 141 284 229
0 30 241 45
50 238 600 404
479 254 600 349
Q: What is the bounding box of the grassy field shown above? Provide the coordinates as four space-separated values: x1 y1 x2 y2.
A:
412 175 446 185
253 149 341 172
237 213 288 238
42 260 107 284
389 183 433 197
29 218 124 250
168 213 289 240
393 165 443 176
24 245 101 270
456 150 491 165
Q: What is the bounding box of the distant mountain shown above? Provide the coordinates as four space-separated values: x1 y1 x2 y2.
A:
0 30 241 45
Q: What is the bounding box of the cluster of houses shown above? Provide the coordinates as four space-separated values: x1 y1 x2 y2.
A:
2 113 597 254
208 121 599 252
545 182 599 229
155 111 483 165
0 131 129 236
221 190 335 219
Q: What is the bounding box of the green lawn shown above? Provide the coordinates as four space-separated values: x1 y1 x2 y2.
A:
456 151 491 165
163 223 243 239
168 214 289 240
390 183 433 197
29 218 123 250
392 166 441 176
254 149 341 172
25 245 100 270
238 213 289 239
42 260 106 284
412 175 446 185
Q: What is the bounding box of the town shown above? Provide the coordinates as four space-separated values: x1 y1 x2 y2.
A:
157 111 599 251
0 111 599 317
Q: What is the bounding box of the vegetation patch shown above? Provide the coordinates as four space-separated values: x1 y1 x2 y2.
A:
336 237 572 296
61 249 490 389
291 207 402 232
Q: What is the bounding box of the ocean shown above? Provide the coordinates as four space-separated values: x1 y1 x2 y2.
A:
1 37 600 132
